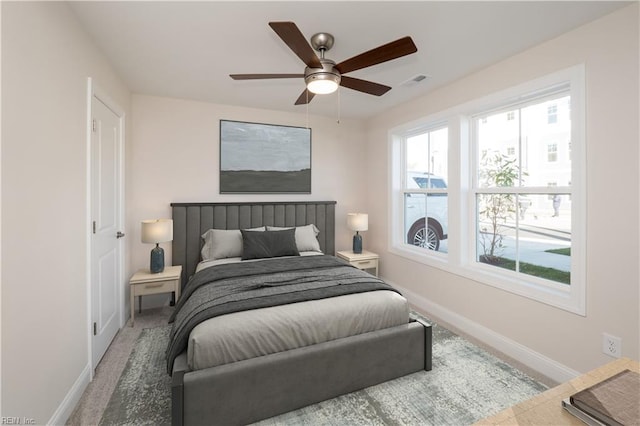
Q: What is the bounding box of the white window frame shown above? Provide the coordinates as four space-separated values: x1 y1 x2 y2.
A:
400 123 449 254
390 112 455 269
389 65 585 315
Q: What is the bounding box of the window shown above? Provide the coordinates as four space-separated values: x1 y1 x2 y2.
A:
547 104 558 124
402 126 449 253
390 65 585 314
474 93 572 287
547 143 558 162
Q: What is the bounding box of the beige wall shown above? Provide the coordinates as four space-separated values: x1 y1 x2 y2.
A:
365 4 639 376
1 1 637 422
1 2 130 423
129 94 368 307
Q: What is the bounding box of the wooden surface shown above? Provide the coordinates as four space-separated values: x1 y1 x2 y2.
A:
130 265 182 283
475 357 640 425
129 265 182 326
337 250 379 276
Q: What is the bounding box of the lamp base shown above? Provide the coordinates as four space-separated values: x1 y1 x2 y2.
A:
150 244 165 273
352 232 363 254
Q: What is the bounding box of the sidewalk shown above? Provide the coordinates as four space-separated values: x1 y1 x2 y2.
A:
489 211 572 272
439 211 572 273
500 237 571 272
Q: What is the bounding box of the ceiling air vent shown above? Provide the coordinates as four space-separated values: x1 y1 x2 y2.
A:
401 74 430 87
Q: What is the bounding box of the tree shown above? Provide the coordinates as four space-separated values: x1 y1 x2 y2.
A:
478 151 520 263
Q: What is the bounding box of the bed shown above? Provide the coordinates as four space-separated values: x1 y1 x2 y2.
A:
169 201 432 425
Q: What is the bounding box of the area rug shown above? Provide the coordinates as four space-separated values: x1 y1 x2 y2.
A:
99 326 172 426
100 318 547 425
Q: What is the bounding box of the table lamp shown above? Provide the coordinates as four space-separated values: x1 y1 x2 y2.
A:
347 213 368 254
141 219 173 273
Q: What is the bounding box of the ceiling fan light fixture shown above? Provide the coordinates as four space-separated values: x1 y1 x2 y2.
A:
306 74 340 94
305 58 341 95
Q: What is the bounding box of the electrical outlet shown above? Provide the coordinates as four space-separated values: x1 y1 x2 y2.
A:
602 333 622 358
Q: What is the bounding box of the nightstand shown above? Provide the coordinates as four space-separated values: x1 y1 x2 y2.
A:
336 250 379 277
129 265 182 326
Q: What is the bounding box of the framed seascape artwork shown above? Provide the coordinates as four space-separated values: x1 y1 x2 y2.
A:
219 120 312 193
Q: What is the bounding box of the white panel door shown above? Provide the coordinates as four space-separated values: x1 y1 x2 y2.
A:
91 95 123 368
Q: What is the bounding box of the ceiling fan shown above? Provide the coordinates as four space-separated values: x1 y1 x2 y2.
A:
230 21 418 105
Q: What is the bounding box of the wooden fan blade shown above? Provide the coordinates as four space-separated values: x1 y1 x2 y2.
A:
335 36 417 74
294 89 315 105
230 74 303 80
269 22 322 69
340 76 391 96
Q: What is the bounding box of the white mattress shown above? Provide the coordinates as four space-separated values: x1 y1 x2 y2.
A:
187 258 409 371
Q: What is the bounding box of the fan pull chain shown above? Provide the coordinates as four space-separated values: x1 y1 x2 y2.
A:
306 90 309 129
337 87 341 124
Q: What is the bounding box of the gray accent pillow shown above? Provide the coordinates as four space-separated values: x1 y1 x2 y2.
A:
201 227 265 261
241 229 300 260
266 224 321 253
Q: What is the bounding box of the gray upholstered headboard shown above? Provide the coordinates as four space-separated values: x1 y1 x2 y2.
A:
171 201 336 288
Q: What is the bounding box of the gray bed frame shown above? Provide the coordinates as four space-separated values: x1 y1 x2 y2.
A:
170 201 432 426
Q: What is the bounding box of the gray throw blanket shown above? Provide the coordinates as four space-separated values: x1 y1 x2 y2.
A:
166 255 400 373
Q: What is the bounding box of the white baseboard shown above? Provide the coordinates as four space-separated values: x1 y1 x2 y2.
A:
390 281 581 383
48 363 90 425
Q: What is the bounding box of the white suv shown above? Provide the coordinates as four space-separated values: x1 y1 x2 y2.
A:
405 172 448 251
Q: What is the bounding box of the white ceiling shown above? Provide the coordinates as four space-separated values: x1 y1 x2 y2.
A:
70 1 629 119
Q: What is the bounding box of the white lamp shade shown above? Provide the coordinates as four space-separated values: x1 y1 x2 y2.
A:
141 219 173 243
347 213 368 232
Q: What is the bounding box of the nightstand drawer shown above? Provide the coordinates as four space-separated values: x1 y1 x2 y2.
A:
133 279 177 296
353 259 377 269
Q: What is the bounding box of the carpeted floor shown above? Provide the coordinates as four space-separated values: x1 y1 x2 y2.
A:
67 307 174 426
97 314 548 425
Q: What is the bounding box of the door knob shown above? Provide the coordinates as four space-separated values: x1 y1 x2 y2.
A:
116 231 125 239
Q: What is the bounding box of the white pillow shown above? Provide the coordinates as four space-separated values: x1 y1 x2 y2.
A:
201 227 265 260
266 224 321 253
